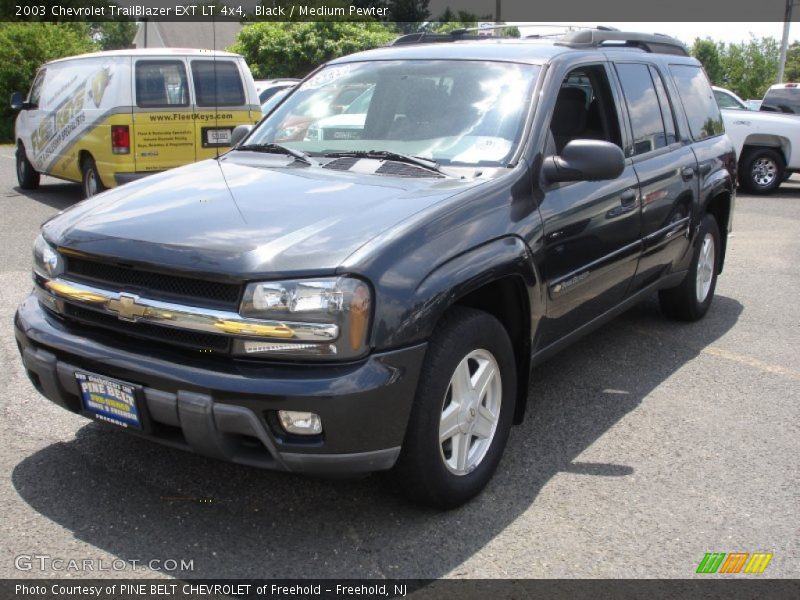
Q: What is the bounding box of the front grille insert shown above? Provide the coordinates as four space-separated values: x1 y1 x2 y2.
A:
62 303 231 354
66 257 242 308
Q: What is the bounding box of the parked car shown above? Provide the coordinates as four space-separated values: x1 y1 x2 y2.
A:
713 86 751 110
760 82 800 114
744 99 762 111
10 48 262 198
254 78 300 104
717 84 800 193
15 30 735 508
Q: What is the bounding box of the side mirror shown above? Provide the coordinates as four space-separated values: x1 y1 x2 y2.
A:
230 124 253 147
542 139 625 183
10 92 24 111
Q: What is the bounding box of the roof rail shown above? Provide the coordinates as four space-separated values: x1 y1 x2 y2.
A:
390 31 483 46
555 29 688 56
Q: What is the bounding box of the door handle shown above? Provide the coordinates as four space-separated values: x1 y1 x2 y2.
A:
620 190 637 207
681 166 695 181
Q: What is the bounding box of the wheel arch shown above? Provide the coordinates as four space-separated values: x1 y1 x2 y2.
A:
741 135 790 166
704 191 732 274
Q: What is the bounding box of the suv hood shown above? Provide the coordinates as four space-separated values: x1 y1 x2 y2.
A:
44 156 484 278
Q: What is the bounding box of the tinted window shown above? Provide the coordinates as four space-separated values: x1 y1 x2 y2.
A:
761 88 800 114
135 61 189 108
191 60 245 107
29 69 46 106
669 65 724 141
650 66 678 144
615 63 668 156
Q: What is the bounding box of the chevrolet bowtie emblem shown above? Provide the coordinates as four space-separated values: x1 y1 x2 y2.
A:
107 293 149 322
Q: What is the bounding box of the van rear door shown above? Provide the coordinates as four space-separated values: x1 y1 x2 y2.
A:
188 58 253 160
132 58 196 173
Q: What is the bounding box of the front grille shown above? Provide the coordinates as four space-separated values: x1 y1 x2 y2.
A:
63 304 231 354
66 257 241 308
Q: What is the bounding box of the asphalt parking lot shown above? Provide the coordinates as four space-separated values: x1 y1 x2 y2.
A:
0 146 797 580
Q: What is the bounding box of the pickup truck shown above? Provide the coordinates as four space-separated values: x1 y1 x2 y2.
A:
719 98 800 193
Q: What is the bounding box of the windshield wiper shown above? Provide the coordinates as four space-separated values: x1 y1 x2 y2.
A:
322 150 445 175
237 143 317 166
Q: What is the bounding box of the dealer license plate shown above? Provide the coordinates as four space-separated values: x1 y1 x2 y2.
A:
76 371 142 429
206 128 232 145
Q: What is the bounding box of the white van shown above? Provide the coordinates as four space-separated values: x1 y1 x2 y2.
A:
11 48 262 197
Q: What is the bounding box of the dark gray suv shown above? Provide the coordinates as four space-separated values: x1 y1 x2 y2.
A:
15 29 735 508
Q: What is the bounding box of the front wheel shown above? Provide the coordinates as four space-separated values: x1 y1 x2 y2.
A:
658 214 720 321
739 148 784 194
16 144 40 190
81 156 105 198
391 307 516 509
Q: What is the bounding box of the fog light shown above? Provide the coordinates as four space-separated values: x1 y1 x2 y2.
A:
278 410 322 435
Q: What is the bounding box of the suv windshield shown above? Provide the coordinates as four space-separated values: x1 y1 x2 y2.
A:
246 60 539 166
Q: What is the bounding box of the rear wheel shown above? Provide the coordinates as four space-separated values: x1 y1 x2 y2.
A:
16 143 40 190
391 307 516 509
659 213 720 321
81 155 105 198
739 147 784 194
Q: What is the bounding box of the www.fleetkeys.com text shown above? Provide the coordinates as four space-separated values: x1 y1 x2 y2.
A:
14 583 410 598
14 3 390 19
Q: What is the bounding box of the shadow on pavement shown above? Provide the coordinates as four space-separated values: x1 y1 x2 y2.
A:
12 295 743 578
12 182 83 210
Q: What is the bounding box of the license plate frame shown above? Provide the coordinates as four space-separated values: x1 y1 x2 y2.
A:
76 371 143 430
202 127 233 148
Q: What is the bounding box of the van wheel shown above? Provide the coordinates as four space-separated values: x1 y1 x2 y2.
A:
81 156 105 198
659 214 720 321
391 307 516 509
739 148 784 194
16 144 40 190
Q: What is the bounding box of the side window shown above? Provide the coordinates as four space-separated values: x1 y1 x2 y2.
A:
615 63 668 156
29 69 46 107
548 64 623 155
669 64 724 141
649 66 678 145
714 89 745 110
191 60 245 107
135 61 189 108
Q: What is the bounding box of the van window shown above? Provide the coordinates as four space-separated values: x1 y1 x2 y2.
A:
669 65 724 141
29 69 46 107
135 60 189 108
191 60 245 107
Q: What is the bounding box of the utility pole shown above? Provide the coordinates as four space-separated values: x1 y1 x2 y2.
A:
777 0 794 83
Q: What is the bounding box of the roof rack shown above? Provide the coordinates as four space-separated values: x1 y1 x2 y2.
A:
390 32 484 46
555 29 688 56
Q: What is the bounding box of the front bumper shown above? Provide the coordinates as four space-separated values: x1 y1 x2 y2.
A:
14 294 426 475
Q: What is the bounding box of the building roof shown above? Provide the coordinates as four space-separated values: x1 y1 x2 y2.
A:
134 21 243 51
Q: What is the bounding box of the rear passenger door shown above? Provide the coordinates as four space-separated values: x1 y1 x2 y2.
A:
132 59 195 173
613 61 696 292
188 59 248 160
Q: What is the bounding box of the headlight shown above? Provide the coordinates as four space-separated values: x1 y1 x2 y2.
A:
236 276 371 360
32 233 63 279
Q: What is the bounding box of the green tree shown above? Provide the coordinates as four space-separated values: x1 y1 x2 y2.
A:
91 21 137 51
229 21 396 79
719 37 780 99
691 38 723 84
387 0 431 34
0 23 96 142
783 41 800 82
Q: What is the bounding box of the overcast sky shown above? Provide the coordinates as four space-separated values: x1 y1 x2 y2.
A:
513 22 800 45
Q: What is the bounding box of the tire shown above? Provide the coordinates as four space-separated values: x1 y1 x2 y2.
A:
739 148 784 194
81 155 105 198
391 307 516 509
658 214 720 322
16 143 40 190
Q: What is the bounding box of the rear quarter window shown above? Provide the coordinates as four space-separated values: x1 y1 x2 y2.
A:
669 64 724 141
